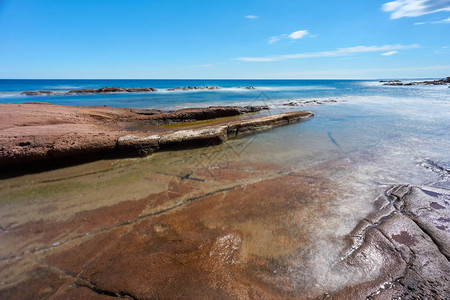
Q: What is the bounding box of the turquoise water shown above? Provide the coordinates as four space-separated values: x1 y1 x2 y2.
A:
1 79 448 109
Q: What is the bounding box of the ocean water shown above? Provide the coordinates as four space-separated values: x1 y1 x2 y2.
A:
1 79 449 295
0 79 448 109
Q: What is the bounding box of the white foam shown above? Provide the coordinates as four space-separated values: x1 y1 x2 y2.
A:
153 85 336 94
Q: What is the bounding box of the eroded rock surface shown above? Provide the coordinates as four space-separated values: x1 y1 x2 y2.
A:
0 153 448 299
337 185 450 299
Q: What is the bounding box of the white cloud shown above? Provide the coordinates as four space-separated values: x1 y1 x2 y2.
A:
268 30 309 44
382 0 450 19
236 44 419 62
245 15 258 19
268 36 281 44
289 30 309 39
381 51 399 55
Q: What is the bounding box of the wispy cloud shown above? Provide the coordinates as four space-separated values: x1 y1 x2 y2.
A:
414 16 450 24
382 0 450 19
268 29 310 44
236 44 419 62
289 30 309 39
268 36 281 44
381 50 399 56
245 15 258 19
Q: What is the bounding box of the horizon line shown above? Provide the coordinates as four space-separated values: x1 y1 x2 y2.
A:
0 77 442 80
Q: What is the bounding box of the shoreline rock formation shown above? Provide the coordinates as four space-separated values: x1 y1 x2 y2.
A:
21 87 159 96
167 86 220 91
381 77 450 86
0 103 312 167
336 184 450 299
19 86 262 96
283 99 338 106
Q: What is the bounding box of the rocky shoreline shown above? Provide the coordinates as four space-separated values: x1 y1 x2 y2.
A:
0 158 447 299
0 102 448 299
381 76 450 86
0 103 313 167
20 85 258 96
335 184 450 299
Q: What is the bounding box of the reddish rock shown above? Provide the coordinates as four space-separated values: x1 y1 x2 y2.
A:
0 103 310 167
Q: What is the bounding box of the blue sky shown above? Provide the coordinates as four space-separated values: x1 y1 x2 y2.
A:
0 0 449 79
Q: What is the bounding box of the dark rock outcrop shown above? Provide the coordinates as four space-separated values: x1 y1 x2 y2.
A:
125 87 158 92
21 87 159 96
167 86 221 91
382 77 450 86
67 87 158 94
20 85 262 96
283 99 338 106
20 91 56 96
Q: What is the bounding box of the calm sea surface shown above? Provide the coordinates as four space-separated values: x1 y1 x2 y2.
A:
0 79 448 109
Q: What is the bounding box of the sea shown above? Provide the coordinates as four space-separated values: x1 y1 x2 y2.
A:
0 79 449 109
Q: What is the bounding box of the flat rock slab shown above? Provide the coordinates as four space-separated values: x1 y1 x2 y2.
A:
0 103 311 167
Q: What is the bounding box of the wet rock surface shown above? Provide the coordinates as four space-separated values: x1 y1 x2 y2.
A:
0 150 448 299
337 185 450 299
0 103 305 167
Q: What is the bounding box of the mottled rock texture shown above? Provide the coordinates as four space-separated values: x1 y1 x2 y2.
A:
1 154 448 299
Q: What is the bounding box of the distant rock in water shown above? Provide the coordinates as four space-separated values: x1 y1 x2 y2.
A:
20 85 262 96
167 86 221 91
283 99 338 106
21 91 56 96
21 87 159 96
237 86 256 89
379 80 401 83
382 77 450 86
67 87 158 94
126 88 158 92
